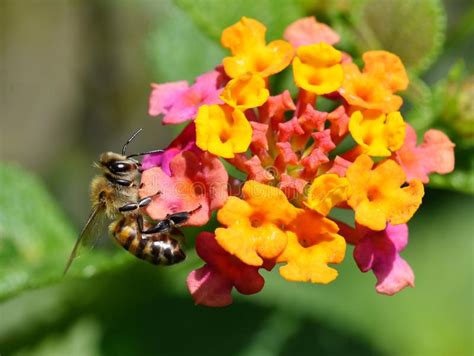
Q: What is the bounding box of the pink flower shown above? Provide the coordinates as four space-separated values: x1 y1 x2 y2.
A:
301 148 329 177
260 90 296 128
394 124 455 183
149 69 226 124
327 105 350 138
353 223 415 295
326 156 352 177
141 122 196 173
250 121 269 152
243 155 274 183
276 142 299 165
187 232 265 307
278 117 304 142
279 173 308 199
298 104 327 132
139 149 228 226
312 130 336 153
284 17 340 48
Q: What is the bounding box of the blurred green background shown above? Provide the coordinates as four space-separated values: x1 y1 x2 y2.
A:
1 0 473 355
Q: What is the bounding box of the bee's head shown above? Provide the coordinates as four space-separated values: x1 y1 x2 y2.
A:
95 128 162 179
98 152 139 177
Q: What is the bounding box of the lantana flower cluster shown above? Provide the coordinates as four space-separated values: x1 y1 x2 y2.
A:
139 17 455 306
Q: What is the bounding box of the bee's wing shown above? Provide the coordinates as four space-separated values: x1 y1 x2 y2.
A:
63 203 108 275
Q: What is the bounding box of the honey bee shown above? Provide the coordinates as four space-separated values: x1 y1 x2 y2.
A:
64 129 200 275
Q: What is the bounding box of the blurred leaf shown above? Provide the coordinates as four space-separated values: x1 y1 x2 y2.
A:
14 318 101 356
173 0 304 42
0 163 129 301
433 62 474 145
237 311 300 356
404 77 436 131
354 0 446 74
0 163 74 299
445 5 474 53
429 169 474 194
147 0 225 83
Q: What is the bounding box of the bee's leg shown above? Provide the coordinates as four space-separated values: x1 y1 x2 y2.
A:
140 219 172 235
167 205 202 227
141 205 201 234
137 214 144 232
118 193 160 213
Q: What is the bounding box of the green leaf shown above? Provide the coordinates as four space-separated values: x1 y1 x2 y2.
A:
147 0 225 83
355 0 446 74
403 77 436 131
0 163 129 301
173 0 305 42
429 169 474 194
14 318 102 356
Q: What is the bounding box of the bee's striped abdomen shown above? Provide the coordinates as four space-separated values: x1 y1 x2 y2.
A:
110 217 185 266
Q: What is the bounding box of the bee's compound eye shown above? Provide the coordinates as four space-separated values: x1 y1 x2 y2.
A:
109 161 133 174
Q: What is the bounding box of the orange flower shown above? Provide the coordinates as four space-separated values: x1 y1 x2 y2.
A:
215 181 346 284
221 17 294 78
277 209 346 284
340 50 409 113
220 73 269 109
362 51 409 92
293 43 343 94
346 155 424 231
215 181 299 266
340 63 403 113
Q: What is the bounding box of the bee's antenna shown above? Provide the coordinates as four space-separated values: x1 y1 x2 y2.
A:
127 149 164 159
122 128 143 155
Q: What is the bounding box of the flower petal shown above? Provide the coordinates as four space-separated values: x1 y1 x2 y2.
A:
195 104 252 158
346 155 424 231
196 232 265 295
349 110 406 156
353 224 414 295
395 124 455 183
340 63 403 113
304 174 350 216
363 51 409 92
220 73 269 109
187 265 233 307
293 43 343 94
284 16 340 48
221 18 293 78
216 181 299 266
298 104 327 132
149 81 189 117
278 210 346 283
140 150 228 226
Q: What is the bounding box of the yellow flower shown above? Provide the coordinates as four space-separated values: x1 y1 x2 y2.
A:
304 174 351 216
221 17 294 78
277 209 346 284
215 181 299 266
292 43 343 94
349 110 406 156
346 155 424 231
220 74 269 110
195 104 252 158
